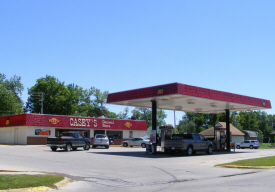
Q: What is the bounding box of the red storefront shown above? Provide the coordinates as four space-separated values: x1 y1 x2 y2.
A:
0 114 147 145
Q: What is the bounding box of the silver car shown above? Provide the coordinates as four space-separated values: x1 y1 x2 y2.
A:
92 134 109 149
236 140 260 149
122 138 150 148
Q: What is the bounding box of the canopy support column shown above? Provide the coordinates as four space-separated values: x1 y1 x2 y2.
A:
226 109 230 151
152 100 157 131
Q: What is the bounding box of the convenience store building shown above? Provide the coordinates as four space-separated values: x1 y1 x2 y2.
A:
0 113 147 145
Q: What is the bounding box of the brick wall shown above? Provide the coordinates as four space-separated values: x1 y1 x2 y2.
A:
27 137 47 145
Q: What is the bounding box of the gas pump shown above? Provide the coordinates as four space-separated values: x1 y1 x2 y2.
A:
159 126 173 153
214 128 226 150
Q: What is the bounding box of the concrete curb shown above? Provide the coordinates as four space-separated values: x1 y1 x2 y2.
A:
54 177 70 189
220 165 275 169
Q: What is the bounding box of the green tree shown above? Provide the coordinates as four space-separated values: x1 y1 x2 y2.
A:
90 88 109 117
177 120 197 133
25 75 75 115
118 107 129 119
238 111 259 131
25 75 112 117
131 107 167 127
0 73 24 116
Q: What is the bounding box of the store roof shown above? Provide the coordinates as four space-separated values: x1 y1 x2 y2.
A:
107 83 271 114
199 122 245 136
242 130 258 137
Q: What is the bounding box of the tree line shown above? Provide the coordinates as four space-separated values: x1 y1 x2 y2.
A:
1 73 274 137
177 111 274 139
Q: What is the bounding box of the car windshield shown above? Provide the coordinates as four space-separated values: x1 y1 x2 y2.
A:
96 135 107 138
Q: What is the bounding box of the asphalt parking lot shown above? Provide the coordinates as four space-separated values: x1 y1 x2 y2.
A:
1 145 275 192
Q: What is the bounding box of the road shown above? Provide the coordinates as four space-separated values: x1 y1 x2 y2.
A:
1 145 275 191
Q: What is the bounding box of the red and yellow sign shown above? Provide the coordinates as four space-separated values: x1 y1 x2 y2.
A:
5 118 10 125
157 88 163 95
124 122 132 128
49 118 59 125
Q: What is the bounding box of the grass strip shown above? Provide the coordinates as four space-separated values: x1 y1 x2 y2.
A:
216 156 275 167
258 143 275 149
0 174 64 190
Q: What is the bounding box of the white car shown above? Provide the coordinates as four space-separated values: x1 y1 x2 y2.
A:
236 140 260 149
122 138 151 148
92 134 109 149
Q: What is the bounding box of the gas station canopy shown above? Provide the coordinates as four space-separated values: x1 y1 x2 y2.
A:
107 83 271 113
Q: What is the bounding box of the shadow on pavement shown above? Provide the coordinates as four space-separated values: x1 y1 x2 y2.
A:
87 150 249 158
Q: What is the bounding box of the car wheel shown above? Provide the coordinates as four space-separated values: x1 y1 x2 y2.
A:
206 145 213 154
186 146 193 156
237 145 240 149
123 143 128 147
66 144 72 151
84 143 90 150
141 143 146 148
192 150 196 155
250 145 253 149
51 147 57 151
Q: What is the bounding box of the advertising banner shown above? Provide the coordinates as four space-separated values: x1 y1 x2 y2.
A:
150 130 156 143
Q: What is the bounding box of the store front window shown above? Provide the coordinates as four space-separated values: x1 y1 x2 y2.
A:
106 131 123 139
94 130 105 136
56 129 90 138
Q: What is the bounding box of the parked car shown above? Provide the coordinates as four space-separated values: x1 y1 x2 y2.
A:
236 140 260 149
122 138 151 148
92 134 109 149
47 131 90 152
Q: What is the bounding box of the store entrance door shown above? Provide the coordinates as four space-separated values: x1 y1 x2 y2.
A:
94 130 105 136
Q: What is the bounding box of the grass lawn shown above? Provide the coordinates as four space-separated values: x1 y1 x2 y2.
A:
216 156 275 167
259 143 275 149
0 174 64 190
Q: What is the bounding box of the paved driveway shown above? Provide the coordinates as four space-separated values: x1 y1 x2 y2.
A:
1 145 275 191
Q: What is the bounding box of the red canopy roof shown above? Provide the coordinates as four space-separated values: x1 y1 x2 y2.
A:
107 83 271 114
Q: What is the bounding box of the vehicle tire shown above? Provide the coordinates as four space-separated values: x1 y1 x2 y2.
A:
250 145 253 149
192 150 196 155
123 143 128 147
51 147 57 151
237 145 240 149
84 143 90 150
206 145 213 154
105 146 109 149
186 146 193 156
141 143 146 148
66 144 72 151
72 147 77 151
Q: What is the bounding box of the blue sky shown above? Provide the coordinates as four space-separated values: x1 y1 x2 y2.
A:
1 1 274 125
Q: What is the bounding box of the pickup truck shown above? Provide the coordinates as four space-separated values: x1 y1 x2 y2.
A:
164 133 213 155
47 132 90 151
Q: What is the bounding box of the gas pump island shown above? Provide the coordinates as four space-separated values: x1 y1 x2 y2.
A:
107 83 271 152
